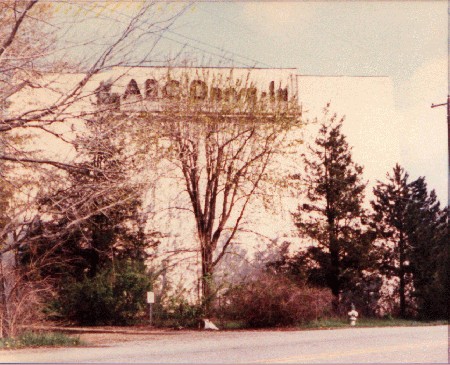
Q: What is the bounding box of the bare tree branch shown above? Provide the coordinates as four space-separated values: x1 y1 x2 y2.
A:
0 0 38 58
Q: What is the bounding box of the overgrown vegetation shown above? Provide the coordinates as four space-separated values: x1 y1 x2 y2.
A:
154 298 203 329
0 0 447 333
221 273 332 328
56 260 152 326
0 331 83 349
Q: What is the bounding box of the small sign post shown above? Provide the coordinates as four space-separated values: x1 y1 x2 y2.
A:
146 291 155 326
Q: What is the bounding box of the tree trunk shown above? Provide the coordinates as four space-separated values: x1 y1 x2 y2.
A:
399 272 406 318
328 219 340 313
201 243 214 316
329 241 341 313
0 273 7 338
399 233 406 318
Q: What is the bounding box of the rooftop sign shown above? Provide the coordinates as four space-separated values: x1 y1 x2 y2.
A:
94 68 298 115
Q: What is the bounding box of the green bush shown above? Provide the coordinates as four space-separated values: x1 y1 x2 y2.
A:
60 260 151 325
0 332 83 349
154 297 203 328
223 273 332 328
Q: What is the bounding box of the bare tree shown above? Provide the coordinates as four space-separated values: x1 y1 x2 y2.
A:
1 1 190 166
0 0 190 251
0 0 190 336
0 224 53 338
139 71 303 312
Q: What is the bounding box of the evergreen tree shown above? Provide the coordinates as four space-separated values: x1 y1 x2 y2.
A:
371 165 448 319
371 164 411 317
292 109 374 312
20 115 155 281
407 178 448 319
17 115 162 325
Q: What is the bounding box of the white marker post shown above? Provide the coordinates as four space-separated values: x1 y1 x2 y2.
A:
146 291 155 326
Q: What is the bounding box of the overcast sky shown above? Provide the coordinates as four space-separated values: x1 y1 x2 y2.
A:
54 1 448 205
171 2 448 204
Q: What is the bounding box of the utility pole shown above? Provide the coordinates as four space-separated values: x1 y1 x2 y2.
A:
431 96 449 209
431 0 450 209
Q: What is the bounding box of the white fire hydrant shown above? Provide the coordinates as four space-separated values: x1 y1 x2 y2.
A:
348 304 358 326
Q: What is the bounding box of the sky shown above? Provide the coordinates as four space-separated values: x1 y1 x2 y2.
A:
50 1 448 205
169 1 448 205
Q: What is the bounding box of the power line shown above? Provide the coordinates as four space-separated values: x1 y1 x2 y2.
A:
157 27 275 69
82 2 274 69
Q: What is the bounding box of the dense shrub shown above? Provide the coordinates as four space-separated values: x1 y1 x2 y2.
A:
223 274 332 328
59 260 151 325
154 297 203 328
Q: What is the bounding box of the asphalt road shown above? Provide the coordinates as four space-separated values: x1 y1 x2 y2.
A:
0 325 448 363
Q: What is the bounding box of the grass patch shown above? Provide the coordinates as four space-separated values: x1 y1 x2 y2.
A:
0 331 84 349
199 317 447 330
301 318 448 329
356 318 448 327
303 318 349 329
220 320 248 330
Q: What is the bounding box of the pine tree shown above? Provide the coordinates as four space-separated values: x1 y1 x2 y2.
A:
371 164 411 317
20 115 154 281
293 109 374 312
371 165 448 318
405 177 448 319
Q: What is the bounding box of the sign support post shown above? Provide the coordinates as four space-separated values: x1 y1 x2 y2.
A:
146 291 155 326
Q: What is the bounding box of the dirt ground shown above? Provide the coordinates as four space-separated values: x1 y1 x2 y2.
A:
29 325 188 347
78 332 164 346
